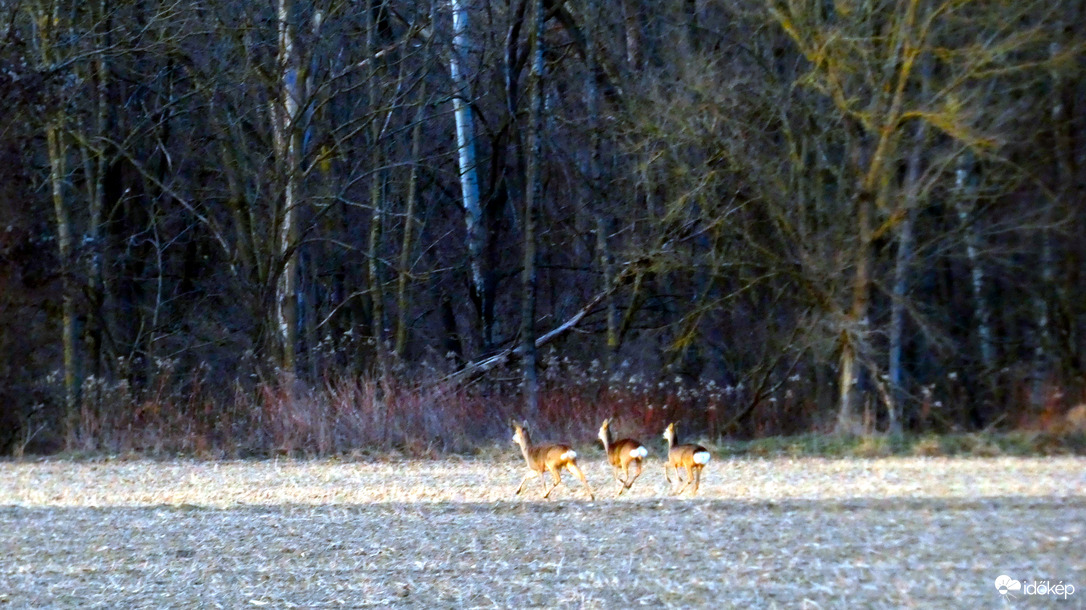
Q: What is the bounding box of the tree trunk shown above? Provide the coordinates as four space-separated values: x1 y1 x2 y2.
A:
303 251 320 380
448 0 490 350
584 0 619 372
838 174 892 435
836 184 873 436
368 170 386 375
807 0 919 436
276 0 301 373
888 60 931 435
395 80 427 361
597 216 619 368
36 4 80 436
81 0 110 388
521 0 545 415
888 141 923 435
368 0 387 378
1032 34 1072 408
622 0 643 70
47 122 79 436
955 152 994 377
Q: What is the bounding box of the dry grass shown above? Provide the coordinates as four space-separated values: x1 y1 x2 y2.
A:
2 456 1084 608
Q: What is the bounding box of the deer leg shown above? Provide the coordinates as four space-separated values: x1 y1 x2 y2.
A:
535 471 550 497
565 462 595 501
664 463 677 494
692 465 702 494
624 459 643 491
615 461 633 496
555 466 575 493
542 468 561 499
515 471 534 496
611 465 626 487
675 465 694 495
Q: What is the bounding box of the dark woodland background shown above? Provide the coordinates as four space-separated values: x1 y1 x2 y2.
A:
1 0 1085 456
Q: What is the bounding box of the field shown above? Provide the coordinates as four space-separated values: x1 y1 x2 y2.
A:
2 455 1084 608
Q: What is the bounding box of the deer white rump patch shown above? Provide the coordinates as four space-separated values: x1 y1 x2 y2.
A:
630 446 648 459
693 451 711 465
561 450 577 461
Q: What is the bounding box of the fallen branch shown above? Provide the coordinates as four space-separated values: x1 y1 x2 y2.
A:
440 259 644 386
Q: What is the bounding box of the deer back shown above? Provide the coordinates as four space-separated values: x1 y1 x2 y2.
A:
669 443 708 468
610 438 645 466
530 443 575 472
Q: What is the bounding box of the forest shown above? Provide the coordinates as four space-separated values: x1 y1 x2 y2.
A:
0 0 1084 456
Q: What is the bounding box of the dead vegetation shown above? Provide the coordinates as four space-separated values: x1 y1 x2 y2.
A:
2 457 1084 607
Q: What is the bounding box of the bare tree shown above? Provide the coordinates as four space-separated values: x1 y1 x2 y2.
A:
447 0 490 350
520 0 545 414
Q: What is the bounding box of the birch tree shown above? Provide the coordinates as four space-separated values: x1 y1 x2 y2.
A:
447 0 490 350
274 0 303 373
771 0 1062 433
953 150 994 376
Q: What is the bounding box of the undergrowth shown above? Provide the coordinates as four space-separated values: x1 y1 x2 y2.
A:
12 352 1086 459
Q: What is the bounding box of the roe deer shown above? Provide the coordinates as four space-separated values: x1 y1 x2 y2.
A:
511 421 595 500
662 422 711 495
598 418 647 496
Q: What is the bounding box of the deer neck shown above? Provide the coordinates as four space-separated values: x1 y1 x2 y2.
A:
600 428 612 454
517 432 535 465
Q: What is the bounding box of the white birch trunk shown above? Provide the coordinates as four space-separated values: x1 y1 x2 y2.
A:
955 152 994 375
276 0 301 373
448 0 487 345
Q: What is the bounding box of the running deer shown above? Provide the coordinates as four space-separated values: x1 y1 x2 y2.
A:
662 422 711 495
511 421 595 501
598 418 648 496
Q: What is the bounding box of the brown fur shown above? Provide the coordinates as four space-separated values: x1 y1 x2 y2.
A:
1063 404 1086 434
663 422 710 495
512 422 594 500
598 418 646 496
